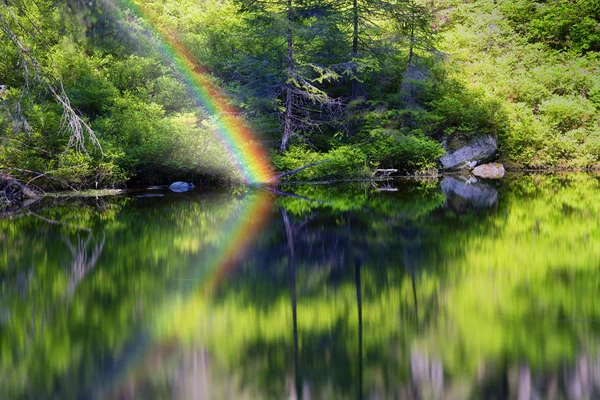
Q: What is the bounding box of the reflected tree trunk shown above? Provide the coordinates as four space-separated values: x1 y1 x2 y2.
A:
283 209 302 399
355 257 363 400
403 240 419 329
518 365 531 400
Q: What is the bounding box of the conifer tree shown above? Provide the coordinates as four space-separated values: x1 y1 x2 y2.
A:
234 0 341 151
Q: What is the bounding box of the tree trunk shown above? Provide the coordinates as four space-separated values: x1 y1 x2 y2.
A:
351 0 360 100
281 0 295 152
408 1 416 67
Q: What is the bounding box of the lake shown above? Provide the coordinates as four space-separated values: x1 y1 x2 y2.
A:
2 173 600 399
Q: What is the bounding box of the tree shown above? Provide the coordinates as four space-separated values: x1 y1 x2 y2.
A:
392 0 437 109
234 0 342 152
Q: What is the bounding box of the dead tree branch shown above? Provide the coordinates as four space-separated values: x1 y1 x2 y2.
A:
0 5 102 155
271 159 332 181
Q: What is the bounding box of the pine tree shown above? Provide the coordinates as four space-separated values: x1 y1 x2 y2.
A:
234 0 341 151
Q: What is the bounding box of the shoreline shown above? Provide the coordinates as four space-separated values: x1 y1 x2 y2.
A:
29 168 600 197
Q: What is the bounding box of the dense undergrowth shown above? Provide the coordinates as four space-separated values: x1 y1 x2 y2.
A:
0 1 241 190
1 0 599 188
439 0 600 169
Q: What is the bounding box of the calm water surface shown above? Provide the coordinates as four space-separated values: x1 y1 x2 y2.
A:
2 173 600 399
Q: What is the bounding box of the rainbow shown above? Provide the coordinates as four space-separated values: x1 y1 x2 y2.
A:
113 0 275 184
99 188 275 396
79 3 280 393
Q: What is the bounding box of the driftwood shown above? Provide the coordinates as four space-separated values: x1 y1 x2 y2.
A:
0 172 42 217
372 169 397 178
370 169 398 191
0 173 39 201
271 159 333 182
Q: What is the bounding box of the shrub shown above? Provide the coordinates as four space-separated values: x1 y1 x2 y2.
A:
272 146 368 181
364 129 444 171
148 76 195 112
109 55 168 93
540 95 596 133
429 82 507 137
52 49 118 118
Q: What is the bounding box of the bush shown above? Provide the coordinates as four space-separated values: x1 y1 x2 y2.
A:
109 55 168 93
501 103 549 167
364 129 444 172
429 82 507 137
540 95 596 133
148 76 195 112
272 146 368 181
52 49 118 118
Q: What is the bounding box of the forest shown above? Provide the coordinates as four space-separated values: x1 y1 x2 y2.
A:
1 0 600 189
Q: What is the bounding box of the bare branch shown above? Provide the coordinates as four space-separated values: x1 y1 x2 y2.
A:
0 5 103 155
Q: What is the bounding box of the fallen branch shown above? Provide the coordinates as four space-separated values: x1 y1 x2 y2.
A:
370 180 398 192
271 159 332 182
5 167 78 191
371 168 398 178
0 172 40 200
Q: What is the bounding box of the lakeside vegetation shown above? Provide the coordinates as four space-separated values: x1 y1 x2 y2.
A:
1 0 599 189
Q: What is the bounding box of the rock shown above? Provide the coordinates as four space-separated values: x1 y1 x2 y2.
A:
168 182 194 193
135 194 165 198
472 163 505 179
440 134 498 171
441 176 498 211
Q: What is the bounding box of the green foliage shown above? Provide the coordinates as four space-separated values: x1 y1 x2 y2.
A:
271 145 369 181
438 0 600 169
52 48 119 118
540 95 596 133
0 0 240 188
429 83 507 137
523 0 600 54
363 129 444 171
3 0 600 187
109 55 168 93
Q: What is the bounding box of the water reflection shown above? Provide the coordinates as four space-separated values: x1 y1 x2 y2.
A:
2 174 600 398
64 231 105 296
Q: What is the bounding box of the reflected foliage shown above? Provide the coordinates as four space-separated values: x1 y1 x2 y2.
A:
3 174 600 398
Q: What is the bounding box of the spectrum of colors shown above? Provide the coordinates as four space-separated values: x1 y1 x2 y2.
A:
115 0 275 184
103 190 275 395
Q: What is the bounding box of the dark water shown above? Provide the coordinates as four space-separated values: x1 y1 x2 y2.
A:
2 173 600 399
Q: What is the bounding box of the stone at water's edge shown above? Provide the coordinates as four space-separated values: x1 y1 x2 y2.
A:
472 163 505 179
440 134 498 171
169 182 195 193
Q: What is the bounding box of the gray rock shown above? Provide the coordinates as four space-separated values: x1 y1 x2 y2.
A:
440 135 498 171
169 182 195 193
441 176 498 211
472 163 505 179
135 194 165 198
